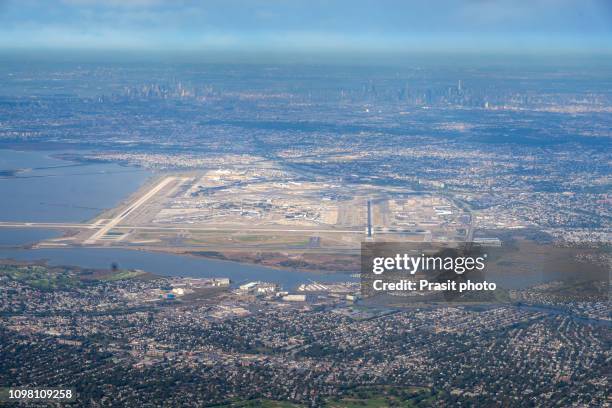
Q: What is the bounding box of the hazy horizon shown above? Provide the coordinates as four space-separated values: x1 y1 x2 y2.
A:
1 0 611 55
2 48 612 69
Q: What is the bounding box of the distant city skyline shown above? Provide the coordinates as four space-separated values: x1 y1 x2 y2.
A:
0 0 611 54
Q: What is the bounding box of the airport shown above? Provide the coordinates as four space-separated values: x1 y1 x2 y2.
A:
0 158 473 270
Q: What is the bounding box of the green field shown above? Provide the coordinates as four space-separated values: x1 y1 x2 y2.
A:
326 386 433 407
93 269 147 281
0 263 151 290
222 399 304 407
0 264 79 290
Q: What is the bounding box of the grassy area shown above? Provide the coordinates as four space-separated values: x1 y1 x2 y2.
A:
94 269 147 281
221 400 304 407
233 234 271 242
326 386 432 408
0 263 152 290
0 264 79 290
328 396 407 407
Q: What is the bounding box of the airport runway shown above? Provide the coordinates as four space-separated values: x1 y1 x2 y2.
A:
0 221 365 235
84 176 179 244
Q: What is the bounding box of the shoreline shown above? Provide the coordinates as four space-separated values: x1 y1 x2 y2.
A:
12 240 359 276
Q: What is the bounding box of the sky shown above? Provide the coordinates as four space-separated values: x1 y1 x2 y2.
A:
0 0 611 54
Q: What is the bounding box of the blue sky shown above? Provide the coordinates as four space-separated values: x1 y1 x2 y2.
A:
0 0 610 53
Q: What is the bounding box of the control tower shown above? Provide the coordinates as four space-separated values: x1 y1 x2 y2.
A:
366 200 373 239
